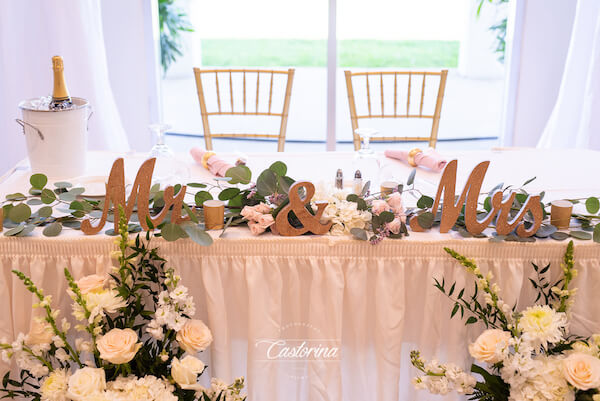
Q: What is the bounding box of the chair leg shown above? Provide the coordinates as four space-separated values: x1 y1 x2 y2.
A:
204 134 213 151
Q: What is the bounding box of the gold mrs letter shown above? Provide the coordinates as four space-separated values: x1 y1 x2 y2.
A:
409 160 542 237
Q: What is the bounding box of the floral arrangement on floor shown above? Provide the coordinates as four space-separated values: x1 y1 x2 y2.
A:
0 207 246 401
410 240 600 401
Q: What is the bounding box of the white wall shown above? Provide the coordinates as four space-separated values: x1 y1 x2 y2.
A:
503 0 576 147
101 0 161 151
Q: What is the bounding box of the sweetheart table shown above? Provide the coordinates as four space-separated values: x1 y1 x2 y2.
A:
1 149 600 401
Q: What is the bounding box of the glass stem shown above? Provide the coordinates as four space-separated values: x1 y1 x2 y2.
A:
156 131 165 146
363 136 370 151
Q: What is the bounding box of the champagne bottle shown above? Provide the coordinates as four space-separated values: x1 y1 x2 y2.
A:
50 56 73 110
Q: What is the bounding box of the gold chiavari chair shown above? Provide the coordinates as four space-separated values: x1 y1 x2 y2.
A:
193 68 295 152
344 69 448 150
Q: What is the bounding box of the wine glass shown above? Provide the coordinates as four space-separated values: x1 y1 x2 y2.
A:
148 123 189 186
353 128 381 193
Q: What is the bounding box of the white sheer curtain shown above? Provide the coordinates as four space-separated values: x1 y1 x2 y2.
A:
0 0 130 175
538 0 600 149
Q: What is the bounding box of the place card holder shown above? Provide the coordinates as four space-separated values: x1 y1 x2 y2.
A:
203 200 225 230
550 200 573 229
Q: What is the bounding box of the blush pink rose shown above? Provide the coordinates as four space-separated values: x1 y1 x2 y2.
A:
248 221 266 235
241 206 260 222
387 192 404 214
371 200 390 215
254 203 272 214
387 217 402 234
257 213 274 229
75 274 106 295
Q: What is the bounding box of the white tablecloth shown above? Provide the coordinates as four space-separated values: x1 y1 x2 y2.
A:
1 149 600 401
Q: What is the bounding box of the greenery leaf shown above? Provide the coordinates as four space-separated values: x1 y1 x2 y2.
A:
416 195 434 209
54 181 72 189
278 176 295 194
466 316 477 325
4 224 24 236
379 211 395 223
42 222 62 237
38 206 53 218
570 230 592 240
350 227 368 241
586 197 600 214
225 165 251 185
6 192 26 201
483 196 492 212
30 174 48 189
269 161 287 177
535 224 557 238
256 169 277 197
187 182 207 188
181 222 213 246
406 169 416 186
417 212 434 229
41 189 56 204
594 224 600 243
218 188 240 201
161 223 185 241
8 204 31 223
194 191 213 207
522 176 536 186
551 231 569 241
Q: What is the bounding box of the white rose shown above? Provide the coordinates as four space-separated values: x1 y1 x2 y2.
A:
171 356 205 389
75 274 106 295
176 319 213 353
468 329 511 364
41 369 69 401
96 328 141 364
26 319 54 346
563 353 600 390
67 367 106 400
329 223 345 236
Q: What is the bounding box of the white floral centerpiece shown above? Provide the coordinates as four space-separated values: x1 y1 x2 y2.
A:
311 183 372 236
0 207 246 401
411 241 600 401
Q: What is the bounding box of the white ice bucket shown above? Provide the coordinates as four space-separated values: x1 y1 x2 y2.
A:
17 97 90 179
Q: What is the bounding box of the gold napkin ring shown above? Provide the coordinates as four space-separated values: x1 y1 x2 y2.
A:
201 151 216 169
407 148 422 167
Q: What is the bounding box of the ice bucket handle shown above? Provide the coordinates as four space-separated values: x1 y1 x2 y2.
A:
15 118 44 140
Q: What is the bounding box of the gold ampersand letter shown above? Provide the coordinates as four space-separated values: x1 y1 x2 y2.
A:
275 181 332 236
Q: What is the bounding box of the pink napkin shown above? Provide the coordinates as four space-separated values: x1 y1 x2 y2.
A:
384 148 448 172
190 148 233 177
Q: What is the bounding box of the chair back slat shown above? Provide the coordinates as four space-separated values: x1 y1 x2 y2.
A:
215 72 222 113
406 72 411 116
229 71 234 112
393 73 397 117
344 69 448 149
268 72 274 114
193 68 295 151
419 75 426 117
255 72 260 114
365 76 371 116
243 71 246 113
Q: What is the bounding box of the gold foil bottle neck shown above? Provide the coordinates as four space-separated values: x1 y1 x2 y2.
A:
51 56 72 105
52 56 64 72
